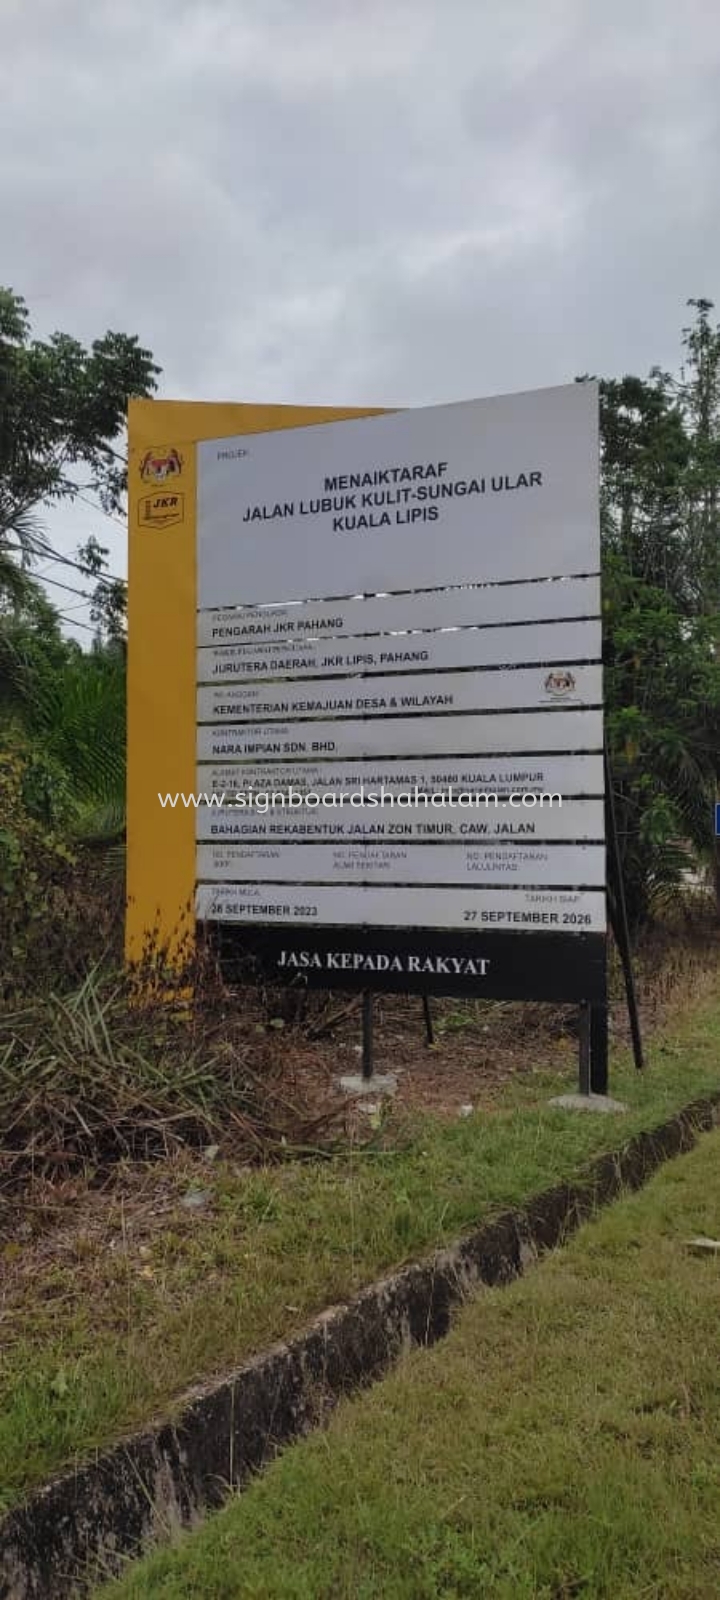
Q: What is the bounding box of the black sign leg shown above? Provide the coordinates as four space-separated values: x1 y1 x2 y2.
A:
422 994 435 1046
578 1002 591 1095
578 1000 609 1096
608 894 644 1072
605 750 645 1072
362 990 374 1081
589 1002 609 1094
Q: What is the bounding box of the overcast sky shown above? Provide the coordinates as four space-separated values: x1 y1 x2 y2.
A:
3 0 720 636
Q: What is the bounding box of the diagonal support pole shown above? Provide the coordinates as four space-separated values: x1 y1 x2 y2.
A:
361 990 374 1081
605 749 644 1072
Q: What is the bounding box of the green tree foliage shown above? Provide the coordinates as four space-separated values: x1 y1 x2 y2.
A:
0 292 157 987
0 289 157 808
1 583 125 832
678 298 720 608
77 536 128 650
0 287 158 560
603 552 720 924
0 748 78 996
598 299 720 926
0 602 126 990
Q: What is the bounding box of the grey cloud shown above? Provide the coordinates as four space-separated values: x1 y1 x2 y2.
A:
2 0 719 623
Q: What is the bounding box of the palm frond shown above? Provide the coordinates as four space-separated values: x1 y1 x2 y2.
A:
0 546 35 608
30 658 126 806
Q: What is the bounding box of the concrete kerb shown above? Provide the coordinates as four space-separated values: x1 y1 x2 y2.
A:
1 1090 719 1600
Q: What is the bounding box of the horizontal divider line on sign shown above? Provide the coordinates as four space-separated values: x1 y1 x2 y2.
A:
206 928 592 934
196 615 603 635
196 761 605 770
196 776 607 785
198 711 604 726
199 836 606 849
197 752 606 763
198 825 607 839
193 886 609 893
195 570 603 613
194 883 604 896
198 753 605 764
196 661 604 691
197 649 604 663
203 925 604 938
203 927 603 939
195 708 605 726
195 661 603 687
197 752 606 758
192 796 608 806
196 800 601 812
209 924 595 932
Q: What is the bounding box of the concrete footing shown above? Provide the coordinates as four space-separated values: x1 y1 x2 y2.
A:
549 1092 629 1114
337 1073 397 1096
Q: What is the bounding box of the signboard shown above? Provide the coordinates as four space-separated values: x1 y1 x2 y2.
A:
127 383 605 1005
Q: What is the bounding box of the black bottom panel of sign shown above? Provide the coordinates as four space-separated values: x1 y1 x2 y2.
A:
204 924 607 1003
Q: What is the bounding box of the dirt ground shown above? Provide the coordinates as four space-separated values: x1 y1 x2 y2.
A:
2 918 718 1281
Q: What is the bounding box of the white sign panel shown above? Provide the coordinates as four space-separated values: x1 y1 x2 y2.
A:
195 882 606 933
198 754 605 798
196 799 604 844
197 709 604 762
197 384 599 607
196 574 601 647
197 841 605 886
197 665 602 724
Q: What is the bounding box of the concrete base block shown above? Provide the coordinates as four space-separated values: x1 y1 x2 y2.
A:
337 1073 397 1097
549 1092 628 1115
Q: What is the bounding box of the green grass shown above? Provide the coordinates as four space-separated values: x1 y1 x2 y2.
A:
99 1123 720 1600
3 983 720 1515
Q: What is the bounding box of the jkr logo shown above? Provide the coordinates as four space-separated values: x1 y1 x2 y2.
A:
139 491 185 529
140 446 183 484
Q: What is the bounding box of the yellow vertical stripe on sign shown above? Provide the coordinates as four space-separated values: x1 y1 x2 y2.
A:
125 399 386 967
